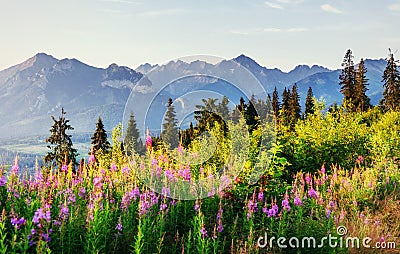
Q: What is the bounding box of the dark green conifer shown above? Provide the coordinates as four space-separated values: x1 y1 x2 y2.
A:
304 86 315 118
381 49 400 111
354 58 371 112
44 108 78 168
91 117 110 156
162 98 179 149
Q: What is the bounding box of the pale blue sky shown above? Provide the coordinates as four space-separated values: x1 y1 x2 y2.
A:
1 0 399 71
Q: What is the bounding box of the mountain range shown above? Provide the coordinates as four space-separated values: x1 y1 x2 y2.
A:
0 53 388 142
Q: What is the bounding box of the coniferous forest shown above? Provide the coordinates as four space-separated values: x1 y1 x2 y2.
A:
0 49 399 253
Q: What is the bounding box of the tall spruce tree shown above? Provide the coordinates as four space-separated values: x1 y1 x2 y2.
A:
339 49 356 111
272 86 280 119
354 58 371 112
162 98 179 149
90 117 110 156
304 86 315 118
124 112 143 155
288 84 301 128
44 108 78 168
246 95 260 132
280 87 291 126
381 49 400 111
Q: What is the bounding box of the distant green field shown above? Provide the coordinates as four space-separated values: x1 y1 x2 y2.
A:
1 142 91 155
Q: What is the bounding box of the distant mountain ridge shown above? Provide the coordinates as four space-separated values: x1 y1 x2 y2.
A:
0 53 389 141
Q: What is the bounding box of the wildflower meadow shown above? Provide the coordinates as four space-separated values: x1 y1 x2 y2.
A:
0 107 399 254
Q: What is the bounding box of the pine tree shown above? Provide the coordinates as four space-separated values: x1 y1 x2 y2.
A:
162 98 179 149
90 117 110 156
245 95 260 132
381 49 400 111
354 58 371 112
280 87 291 126
282 87 291 110
304 86 315 118
124 112 143 155
44 108 78 168
231 97 246 123
272 86 280 118
288 84 301 128
339 49 356 111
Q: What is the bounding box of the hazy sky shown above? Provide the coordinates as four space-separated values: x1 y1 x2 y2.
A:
1 0 399 71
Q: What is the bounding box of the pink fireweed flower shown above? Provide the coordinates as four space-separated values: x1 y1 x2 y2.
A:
59 204 69 222
32 208 51 224
164 170 175 181
42 233 51 242
326 209 331 218
79 187 86 198
321 167 326 174
200 227 208 237
308 187 318 199
161 187 170 197
110 163 117 172
0 176 6 187
11 165 19 175
356 155 364 164
281 197 290 211
11 217 26 229
247 199 258 220
216 208 224 233
266 204 279 218
121 187 140 210
88 155 95 164
194 204 200 212
122 166 130 174
257 191 264 202
146 130 152 150
138 191 159 216
177 144 184 154
305 174 311 184
159 203 168 212
61 164 68 172
93 176 103 189
294 196 303 206
116 223 123 232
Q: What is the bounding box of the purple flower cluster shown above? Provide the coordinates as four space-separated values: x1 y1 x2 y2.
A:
247 199 258 220
139 191 159 215
32 207 51 225
121 187 141 210
93 176 103 189
164 170 175 181
115 223 123 232
294 196 303 206
59 204 69 222
177 167 191 182
263 204 279 218
200 227 208 237
122 166 130 175
216 208 224 233
281 197 291 212
11 217 26 229
61 164 68 172
257 191 264 202
308 187 318 199
0 176 6 187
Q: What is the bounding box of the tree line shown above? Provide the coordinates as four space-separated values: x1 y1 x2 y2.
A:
43 48 400 170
